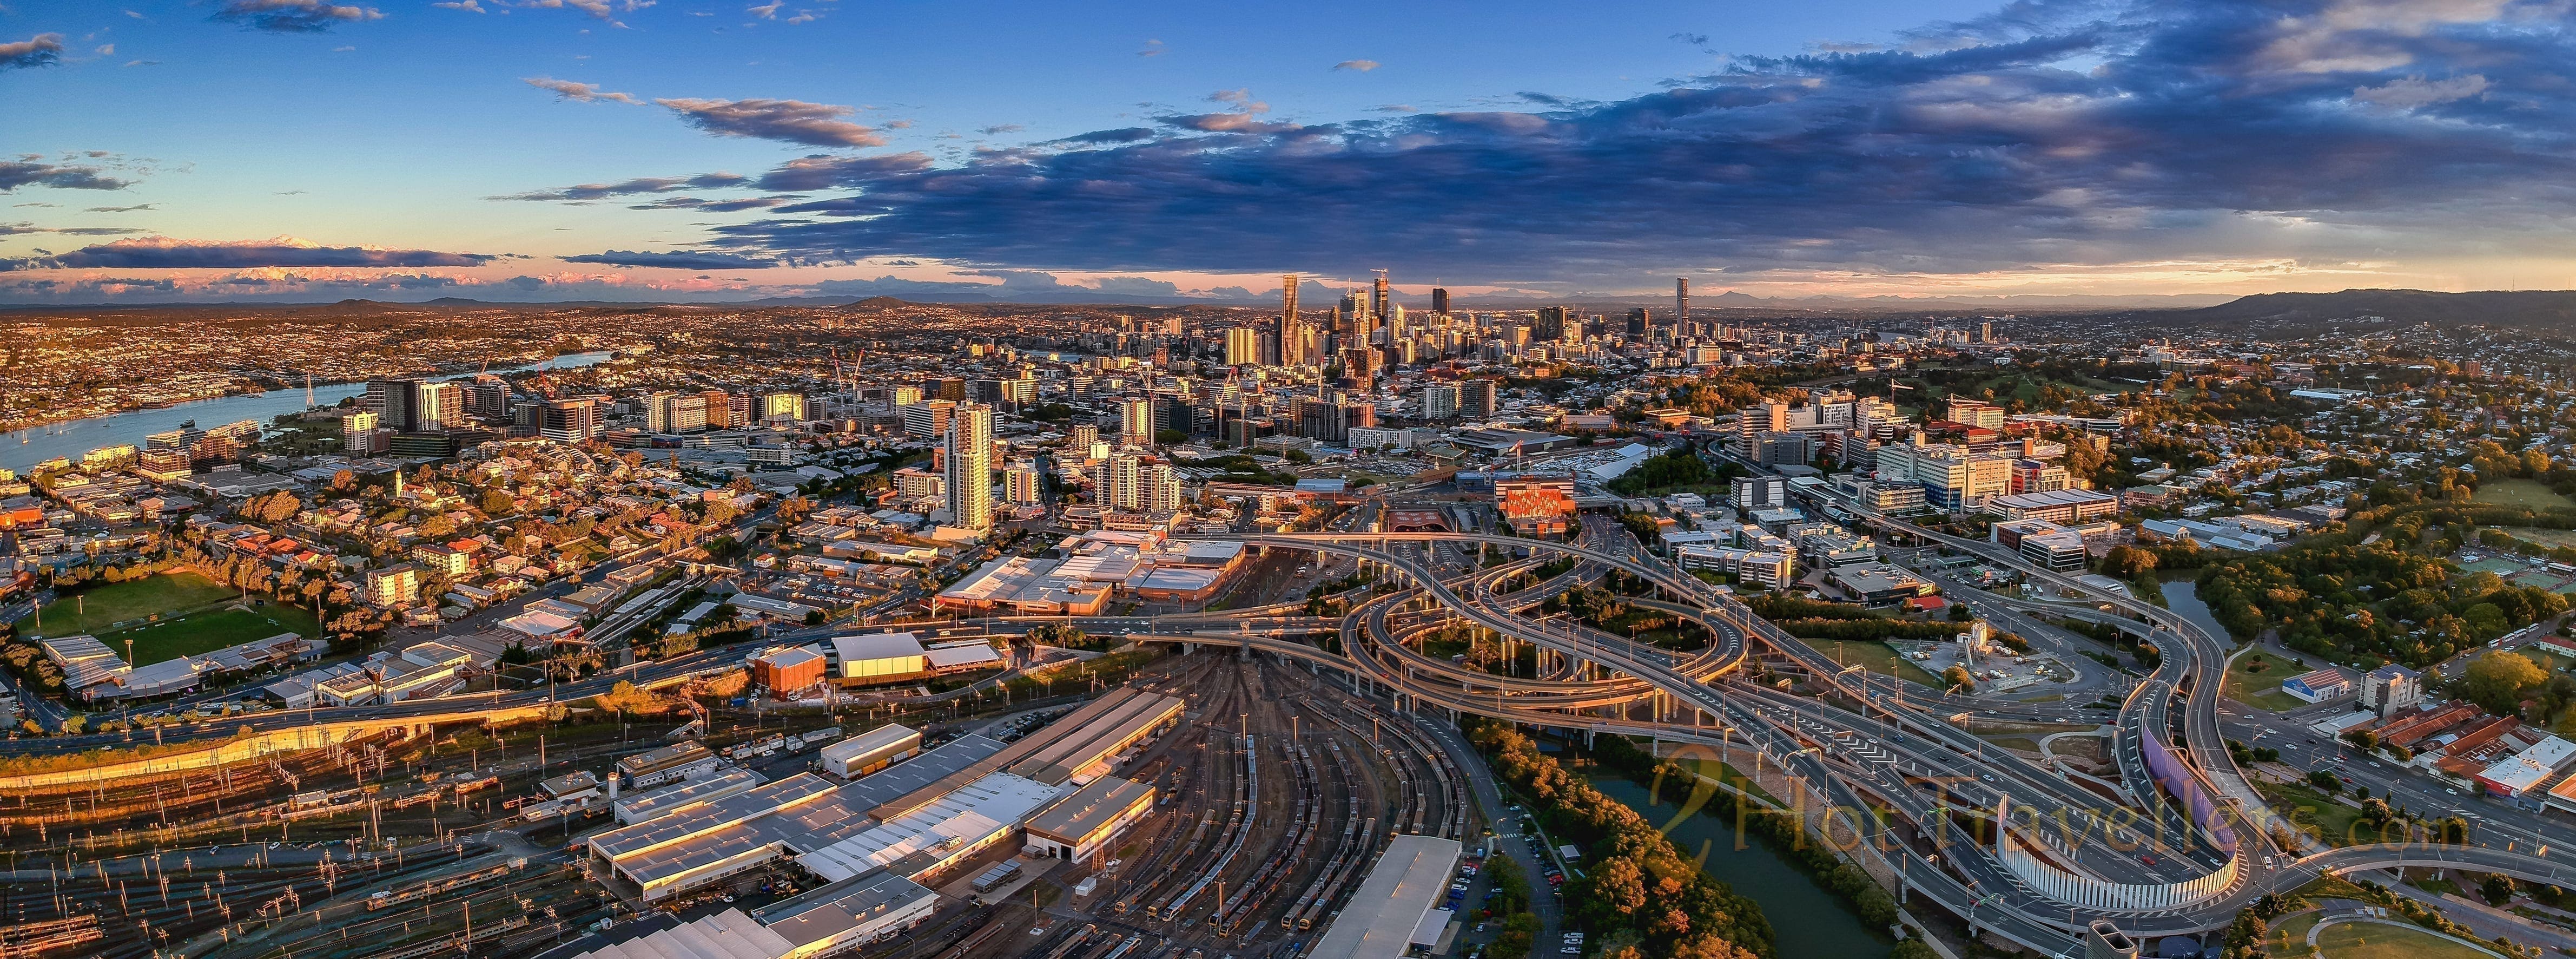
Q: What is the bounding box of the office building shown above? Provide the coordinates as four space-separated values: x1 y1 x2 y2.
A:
946 403 995 531
1675 278 1689 329
1733 475 1789 510
643 391 677 433
1067 424 1099 451
1430 287 1449 315
365 378 419 432
463 378 510 423
1625 307 1649 337
540 398 600 443
762 391 809 423
1944 397 2005 429
901 400 957 441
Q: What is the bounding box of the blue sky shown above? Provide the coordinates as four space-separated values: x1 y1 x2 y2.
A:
3 0 2572 304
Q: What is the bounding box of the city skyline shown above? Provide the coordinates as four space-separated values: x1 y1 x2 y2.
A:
7 0 2574 306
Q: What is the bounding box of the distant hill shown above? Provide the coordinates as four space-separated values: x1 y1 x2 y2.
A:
2158 288 2576 334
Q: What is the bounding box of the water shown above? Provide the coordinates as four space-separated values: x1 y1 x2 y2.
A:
2156 574 2232 642
2 352 615 475
1584 773 1893 958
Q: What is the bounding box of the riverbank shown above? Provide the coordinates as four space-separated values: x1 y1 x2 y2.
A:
2 351 613 475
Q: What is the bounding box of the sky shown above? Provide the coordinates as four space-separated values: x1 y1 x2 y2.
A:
3 0 2573 305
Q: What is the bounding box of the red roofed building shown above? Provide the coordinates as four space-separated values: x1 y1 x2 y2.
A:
1495 477 1576 537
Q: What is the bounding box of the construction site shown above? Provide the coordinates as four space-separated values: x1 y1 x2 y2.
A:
0 646 1479 959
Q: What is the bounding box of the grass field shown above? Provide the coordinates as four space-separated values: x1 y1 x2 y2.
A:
1822 640 1947 687
15 572 236 638
2267 911 2322 956
2260 780 2372 847
2495 526 2576 550
2225 649 2312 712
2473 478 2576 510
2314 920 2501 958
116 603 321 666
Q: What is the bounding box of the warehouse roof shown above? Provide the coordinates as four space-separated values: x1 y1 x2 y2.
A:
1025 775 1154 843
751 870 937 954
1308 836 1464 959
795 773 1062 882
615 768 766 826
565 907 793 959
818 724 922 766
830 632 927 664
1002 690 1184 785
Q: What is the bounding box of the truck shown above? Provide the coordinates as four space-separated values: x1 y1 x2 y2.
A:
800 727 842 746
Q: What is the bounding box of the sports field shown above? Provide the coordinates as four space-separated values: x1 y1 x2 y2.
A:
15 573 235 637
14 573 319 666
2473 478 2576 510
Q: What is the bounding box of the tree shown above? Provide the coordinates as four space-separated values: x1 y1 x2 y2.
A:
2483 874 2517 905
2462 651 2547 715
2101 544 2158 579
2307 769 2342 793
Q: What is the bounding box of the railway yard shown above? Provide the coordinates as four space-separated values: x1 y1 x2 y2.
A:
0 647 1482 959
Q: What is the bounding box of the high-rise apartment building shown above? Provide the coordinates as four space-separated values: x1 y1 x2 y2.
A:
762 391 808 422
1675 277 1690 329
342 410 380 455
1279 274 1303 367
1458 378 1498 419
1225 327 1260 366
665 393 709 432
1004 463 1043 505
1119 396 1155 440
1422 383 1460 420
464 378 510 423
1144 462 1183 515
414 381 461 430
889 384 924 406
946 403 995 531
644 391 678 433
1067 423 1099 451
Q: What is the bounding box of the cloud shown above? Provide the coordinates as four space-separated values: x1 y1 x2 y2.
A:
433 0 485 11
2354 74 2489 109
524 76 643 104
0 161 131 192
624 195 792 211
695 0 2576 288
752 152 933 191
746 1 780 17
977 124 1025 135
1 236 491 271
561 249 780 269
1136 39 1163 57
1047 127 1157 145
492 172 749 202
210 0 384 32
84 203 154 212
0 32 63 70
125 60 158 67
1332 59 1379 72
653 97 886 148
0 224 148 236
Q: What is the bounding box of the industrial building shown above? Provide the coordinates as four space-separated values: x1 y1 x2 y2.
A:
567 868 941 959
821 724 924 779
750 646 829 694
613 768 766 826
1023 774 1156 862
616 741 721 790
1307 835 1464 959
828 632 933 685
584 686 1183 906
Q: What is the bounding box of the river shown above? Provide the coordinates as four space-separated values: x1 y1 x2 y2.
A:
1585 774 1894 958
2156 573 2234 643
2 352 616 476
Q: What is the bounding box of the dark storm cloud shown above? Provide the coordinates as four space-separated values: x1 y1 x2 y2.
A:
698 0 2576 284
0 32 64 70
212 0 384 33
624 196 795 212
1 237 491 271
0 161 133 192
562 249 781 269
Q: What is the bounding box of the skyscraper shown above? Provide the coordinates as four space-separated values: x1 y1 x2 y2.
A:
341 410 380 455
1625 308 1649 337
414 381 461 430
1675 278 1690 330
1458 378 1498 419
946 402 995 531
1371 273 1390 325
1534 306 1569 341
1225 326 1260 366
1431 287 1450 316
539 398 598 443
1279 274 1303 367
365 378 419 432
